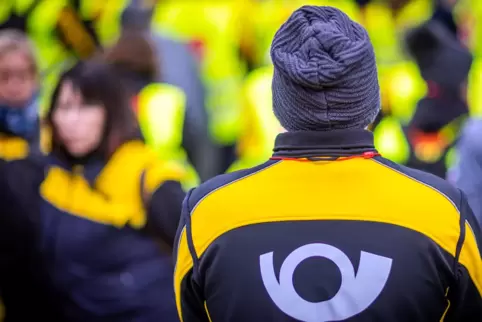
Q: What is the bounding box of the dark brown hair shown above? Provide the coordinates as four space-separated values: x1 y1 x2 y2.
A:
47 59 139 161
103 30 159 82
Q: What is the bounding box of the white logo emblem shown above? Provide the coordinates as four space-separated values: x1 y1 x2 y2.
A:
260 243 393 322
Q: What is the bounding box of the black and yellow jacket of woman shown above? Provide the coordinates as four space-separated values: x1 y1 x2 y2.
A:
1 138 186 321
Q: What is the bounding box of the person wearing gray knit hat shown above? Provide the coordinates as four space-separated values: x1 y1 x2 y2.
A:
173 6 482 322
271 5 380 131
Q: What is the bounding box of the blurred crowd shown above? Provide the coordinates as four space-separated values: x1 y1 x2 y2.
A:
0 0 481 321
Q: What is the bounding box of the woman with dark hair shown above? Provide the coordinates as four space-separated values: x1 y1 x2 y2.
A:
36 59 185 321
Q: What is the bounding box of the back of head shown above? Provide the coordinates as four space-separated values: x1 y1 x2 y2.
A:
121 0 154 32
270 5 380 131
404 20 472 89
104 30 159 85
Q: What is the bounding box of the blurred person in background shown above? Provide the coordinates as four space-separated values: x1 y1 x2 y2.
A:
151 0 252 176
37 60 183 321
374 20 472 179
0 29 58 322
103 27 199 189
0 0 102 113
120 0 212 182
0 29 42 159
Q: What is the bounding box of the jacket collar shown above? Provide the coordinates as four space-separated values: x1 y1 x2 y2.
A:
272 129 377 159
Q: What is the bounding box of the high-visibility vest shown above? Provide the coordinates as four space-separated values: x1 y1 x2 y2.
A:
381 61 427 122
227 65 284 173
135 83 199 189
374 114 466 178
151 0 249 146
466 59 482 116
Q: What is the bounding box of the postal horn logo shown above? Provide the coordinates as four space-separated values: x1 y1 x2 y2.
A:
260 243 393 322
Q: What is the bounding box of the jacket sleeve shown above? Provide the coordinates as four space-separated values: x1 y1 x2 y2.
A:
145 180 185 248
142 161 187 248
173 190 210 322
445 190 482 321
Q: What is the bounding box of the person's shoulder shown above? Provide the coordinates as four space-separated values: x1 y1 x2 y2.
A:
187 160 279 210
374 156 461 208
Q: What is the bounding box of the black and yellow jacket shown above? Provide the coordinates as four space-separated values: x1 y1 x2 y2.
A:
174 129 482 322
2 139 185 321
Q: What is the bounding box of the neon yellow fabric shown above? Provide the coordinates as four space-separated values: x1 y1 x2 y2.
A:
382 61 427 122
151 0 248 145
137 83 199 189
467 58 482 116
228 65 283 172
373 116 410 165
138 83 185 159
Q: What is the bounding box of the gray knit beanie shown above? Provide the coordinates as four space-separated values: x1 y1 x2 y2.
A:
271 6 380 131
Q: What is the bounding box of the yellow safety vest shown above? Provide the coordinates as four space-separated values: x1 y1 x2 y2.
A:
136 83 199 189
466 59 482 116
382 61 427 122
373 116 411 165
151 0 249 146
227 65 283 173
